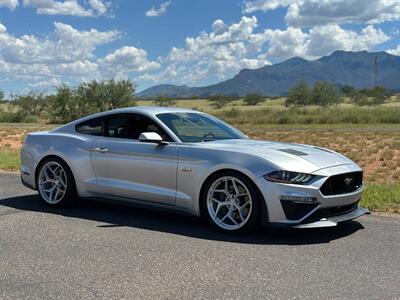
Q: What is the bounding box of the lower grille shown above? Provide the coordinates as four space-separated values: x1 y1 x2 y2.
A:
320 171 363 196
303 201 359 223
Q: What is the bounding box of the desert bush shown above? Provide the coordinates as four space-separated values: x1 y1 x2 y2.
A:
208 95 236 109
310 81 341 106
77 79 136 112
286 80 311 106
353 86 393 106
153 96 177 107
10 92 48 121
223 107 240 118
243 93 265 106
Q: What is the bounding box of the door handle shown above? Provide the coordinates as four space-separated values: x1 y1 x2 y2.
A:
93 147 109 153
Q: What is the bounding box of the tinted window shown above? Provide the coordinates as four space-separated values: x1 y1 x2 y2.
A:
157 112 243 143
105 114 172 141
76 118 103 136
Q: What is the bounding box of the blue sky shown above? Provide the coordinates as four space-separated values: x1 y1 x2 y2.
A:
0 0 399 95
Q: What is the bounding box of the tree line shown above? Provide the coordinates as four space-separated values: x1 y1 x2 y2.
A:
0 78 397 123
286 80 395 107
0 79 136 123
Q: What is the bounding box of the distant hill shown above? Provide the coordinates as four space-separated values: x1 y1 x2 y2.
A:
137 50 400 98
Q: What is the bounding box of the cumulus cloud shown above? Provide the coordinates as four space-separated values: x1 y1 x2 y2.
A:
0 0 18 10
243 0 400 27
387 45 400 56
22 0 111 17
99 46 161 77
88 0 109 15
156 16 271 84
243 0 291 13
262 24 389 60
0 22 159 84
145 1 171 17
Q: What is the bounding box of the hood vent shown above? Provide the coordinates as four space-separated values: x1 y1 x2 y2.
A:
278 149 308 156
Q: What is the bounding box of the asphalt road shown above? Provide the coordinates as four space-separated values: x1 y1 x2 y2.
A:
1 172 399 299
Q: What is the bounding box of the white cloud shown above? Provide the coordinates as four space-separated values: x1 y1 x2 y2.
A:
0 0 18 10
88 0 109 15
99 46 161 77
145 1 171 17
0 22 120 65
0 22 158 85
262 24 389 60
243 0 400 27
152 16 270 84
306 24 389 58
387 45 400 55
22 0 111 17
263 27 308 59
243 0 291 13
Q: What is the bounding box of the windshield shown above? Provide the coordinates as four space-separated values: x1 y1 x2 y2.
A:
157 112 244 143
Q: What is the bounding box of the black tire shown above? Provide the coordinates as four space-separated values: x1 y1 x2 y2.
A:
36 157 77 207
200 170 261 233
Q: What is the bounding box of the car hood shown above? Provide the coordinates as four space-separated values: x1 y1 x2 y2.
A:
196 139 356 173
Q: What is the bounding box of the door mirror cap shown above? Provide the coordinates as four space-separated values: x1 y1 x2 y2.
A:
139 132 168 144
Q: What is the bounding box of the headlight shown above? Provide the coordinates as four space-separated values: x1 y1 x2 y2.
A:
264 170 315 184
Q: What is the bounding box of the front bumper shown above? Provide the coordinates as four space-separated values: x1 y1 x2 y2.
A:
292 206 370 228
256 164 368 228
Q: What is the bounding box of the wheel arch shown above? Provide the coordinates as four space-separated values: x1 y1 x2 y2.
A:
199 168 268 224
35 154 76 186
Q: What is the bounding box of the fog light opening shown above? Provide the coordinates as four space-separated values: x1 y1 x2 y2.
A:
280 195 318 204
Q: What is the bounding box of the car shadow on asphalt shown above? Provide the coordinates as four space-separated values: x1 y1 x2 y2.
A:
0 194 365 245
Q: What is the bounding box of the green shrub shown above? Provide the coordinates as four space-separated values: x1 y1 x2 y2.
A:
207 95 236 109
243 93 265 106
153 97 177 107
286 80 311 106
310 81 341 106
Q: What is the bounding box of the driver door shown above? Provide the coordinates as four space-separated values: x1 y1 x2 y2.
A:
90 113 178 205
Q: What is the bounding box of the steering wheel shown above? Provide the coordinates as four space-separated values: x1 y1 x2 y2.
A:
202 132 216 141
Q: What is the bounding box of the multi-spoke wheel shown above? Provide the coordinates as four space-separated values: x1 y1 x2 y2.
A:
37 158 76 206
202 171 260 232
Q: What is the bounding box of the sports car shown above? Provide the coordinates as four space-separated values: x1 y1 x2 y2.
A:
20 107 368 232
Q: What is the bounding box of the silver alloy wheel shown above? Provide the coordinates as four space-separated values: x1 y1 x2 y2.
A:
206 176 252 230
38 161 67 204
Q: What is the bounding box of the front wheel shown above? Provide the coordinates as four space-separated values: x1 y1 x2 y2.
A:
201 171 260 232
36 158 77 207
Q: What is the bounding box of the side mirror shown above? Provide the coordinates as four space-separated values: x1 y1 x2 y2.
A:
139 132 168 144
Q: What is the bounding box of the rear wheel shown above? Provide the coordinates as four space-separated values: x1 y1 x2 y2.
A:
36 158 76 207
201 171 260 232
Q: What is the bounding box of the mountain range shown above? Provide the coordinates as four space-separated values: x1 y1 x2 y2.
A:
137 50 400 98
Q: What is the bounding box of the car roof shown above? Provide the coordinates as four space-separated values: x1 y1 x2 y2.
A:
52 106 199 133
109 106 196 115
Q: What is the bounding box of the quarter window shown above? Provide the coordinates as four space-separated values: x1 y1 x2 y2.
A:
76 118 103 136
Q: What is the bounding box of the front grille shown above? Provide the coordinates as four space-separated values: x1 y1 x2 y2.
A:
302 201 359 223
320 171 362 196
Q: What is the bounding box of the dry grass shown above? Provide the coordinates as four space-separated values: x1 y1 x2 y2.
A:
241 127 400 183
0 124 54 171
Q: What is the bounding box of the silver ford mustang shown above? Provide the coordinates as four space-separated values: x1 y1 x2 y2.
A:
20 107 368 232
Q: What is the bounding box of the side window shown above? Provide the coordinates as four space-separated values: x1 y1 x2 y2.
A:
76 118 103 136
105 115 172 141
